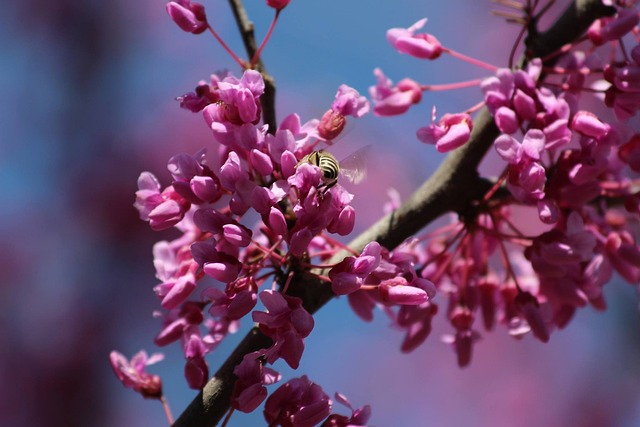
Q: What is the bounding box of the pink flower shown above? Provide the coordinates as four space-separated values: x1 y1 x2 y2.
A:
202 71 266 148
417 107 473 152
497 130 548 204
571 111 610 139
515 292 550 342
447 306 479 367
263 376 332 427
379 278 430 305
494 106 519 134
177 71 231 112
231 352 281 413
252 290 314 369
331 85 370 118
166 1 207 34
588 9 639 45
369 68 422 116
494 129 545 164
387 18 443 59
329 241 381 295
266 0 291 11
182 333 208 389
318 109 346 141
322 393 372 427
168 151 223 204
134 172 190 231
203 283 257 320
110 350 164 399
191 239 242 283
154 302 204 347
317 85 369 140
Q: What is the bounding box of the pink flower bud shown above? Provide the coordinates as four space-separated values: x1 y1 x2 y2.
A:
250 186 276 214
417 111 473 152
220 151 247 191
477 280 497 330
148 197 186 231
222 223 252 247
331 273 362 295
571 111 609 138
537 199 560 224
289 228 313 256
280 150 298 178
166 1 207 34
266 0 291 10
379 281 428 305
588 9 639 46
454 330 473 367
317 109 346 141
184 337 208 389
190 175 221 202
387 18 443 59
495 106 519 134
334 205 355 236
267 206 288 236
513 89 537 120
450 306 474 331
515 292 549 343
249 149 274 176
204 259 241 283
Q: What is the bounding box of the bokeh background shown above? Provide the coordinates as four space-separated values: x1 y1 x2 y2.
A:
2 0 640 426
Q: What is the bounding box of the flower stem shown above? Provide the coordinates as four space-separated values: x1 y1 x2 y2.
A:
208 24 248 68
443 47 499 72
251 10 281 68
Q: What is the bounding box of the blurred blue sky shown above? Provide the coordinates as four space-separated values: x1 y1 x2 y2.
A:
2 0 640 426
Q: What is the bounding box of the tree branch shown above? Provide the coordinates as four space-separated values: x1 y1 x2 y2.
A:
172 1 615 425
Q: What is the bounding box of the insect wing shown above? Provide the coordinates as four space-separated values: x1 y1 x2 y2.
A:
339 145 371 184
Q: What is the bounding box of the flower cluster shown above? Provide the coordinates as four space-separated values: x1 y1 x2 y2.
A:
121 42 408 421
130 69 381 391
114 1 640 425
364 4 640 367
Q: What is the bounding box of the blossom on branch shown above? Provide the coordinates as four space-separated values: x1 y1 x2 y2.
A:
166 0 207 34
387 18 443 59
263 376 332 427
110 350 164 399
369 68 422 116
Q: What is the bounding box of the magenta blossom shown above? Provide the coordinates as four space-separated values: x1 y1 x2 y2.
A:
322 393 372 427
318 85 370 141
110 350 164 399
231 351 281 413
387 18 443 59
417 107 473 152
264 375 332 427
588 8 639 46
252 290 314 369
266 0 291 10
369 68 422 116
134 172 190 231
166 0 207 34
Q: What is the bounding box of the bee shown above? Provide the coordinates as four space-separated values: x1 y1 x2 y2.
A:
297 146 370 189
